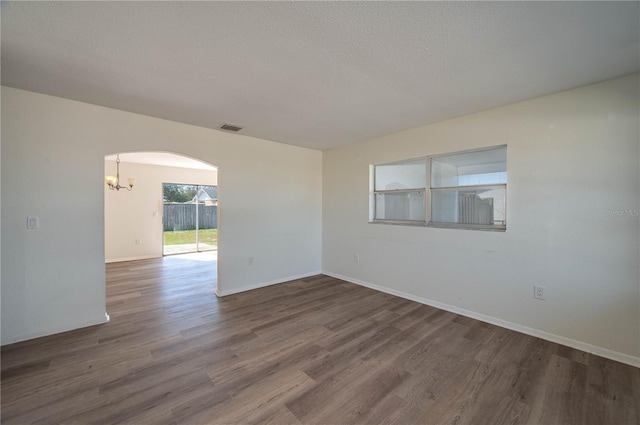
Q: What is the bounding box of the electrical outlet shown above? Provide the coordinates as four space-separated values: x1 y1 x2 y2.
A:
26 217 39 229
248 257 254 266
354 253 360 262
534 285 546 300
135 238 142 245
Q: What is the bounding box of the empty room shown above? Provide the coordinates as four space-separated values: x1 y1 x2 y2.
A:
1 2 639 424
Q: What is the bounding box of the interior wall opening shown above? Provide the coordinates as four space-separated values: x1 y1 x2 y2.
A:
104 151 219 270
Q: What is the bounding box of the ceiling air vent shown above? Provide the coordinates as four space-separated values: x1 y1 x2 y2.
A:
220 123 243 132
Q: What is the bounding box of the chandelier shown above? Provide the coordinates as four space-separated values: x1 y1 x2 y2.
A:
105 154 135 191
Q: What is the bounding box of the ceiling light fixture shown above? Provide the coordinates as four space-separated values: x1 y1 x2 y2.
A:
105 154 135 191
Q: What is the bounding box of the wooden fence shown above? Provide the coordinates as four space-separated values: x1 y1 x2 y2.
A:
163 204 217 231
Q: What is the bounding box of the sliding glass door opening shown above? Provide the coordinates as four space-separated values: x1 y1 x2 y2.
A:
162 183 218 255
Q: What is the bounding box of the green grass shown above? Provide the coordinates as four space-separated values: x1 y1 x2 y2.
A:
163 228 218 246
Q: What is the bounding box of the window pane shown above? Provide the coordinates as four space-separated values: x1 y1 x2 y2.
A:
457 171 506 186
432 147 506 188
375 160 426 191
431 187 505 226
375 191 425 221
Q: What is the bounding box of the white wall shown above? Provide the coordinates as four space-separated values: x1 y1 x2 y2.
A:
104 160 217 262
1 87 322 345
323 74 640 365
3 76 638 365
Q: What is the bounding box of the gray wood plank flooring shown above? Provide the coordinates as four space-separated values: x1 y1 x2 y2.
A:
2 254 638 424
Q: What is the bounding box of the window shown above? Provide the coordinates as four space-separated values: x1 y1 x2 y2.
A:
371 146 507 231
430 146 506 229
372 159 426 222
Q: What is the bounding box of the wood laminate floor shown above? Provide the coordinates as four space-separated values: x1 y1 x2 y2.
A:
2 254 639 424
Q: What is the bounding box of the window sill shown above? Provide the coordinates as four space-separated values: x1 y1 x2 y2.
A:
370 220 506 232
370 220 428 227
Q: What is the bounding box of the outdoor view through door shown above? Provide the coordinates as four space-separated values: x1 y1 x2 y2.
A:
163 183 218 255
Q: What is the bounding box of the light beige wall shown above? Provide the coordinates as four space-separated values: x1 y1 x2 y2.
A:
322 74 640 365
1 87 322 344
104 160 217 262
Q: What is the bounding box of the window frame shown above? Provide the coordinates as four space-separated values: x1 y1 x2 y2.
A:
370 145 507 231
369 160 428 225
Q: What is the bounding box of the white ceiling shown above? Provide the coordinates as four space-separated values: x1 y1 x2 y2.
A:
2 2 638 151
106 152 216 170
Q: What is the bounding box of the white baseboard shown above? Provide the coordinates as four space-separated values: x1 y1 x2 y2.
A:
105 254 160 263
323 271 640 368
1 313 110 346
216 271 323 297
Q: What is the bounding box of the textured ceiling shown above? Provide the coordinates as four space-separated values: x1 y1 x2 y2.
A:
2 2 639 150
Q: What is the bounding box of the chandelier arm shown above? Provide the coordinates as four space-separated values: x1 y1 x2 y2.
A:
106 154 134 192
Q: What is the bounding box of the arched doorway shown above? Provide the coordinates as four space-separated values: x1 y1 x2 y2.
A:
104 151 218 260
104 152 218 323
104 151 219 285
